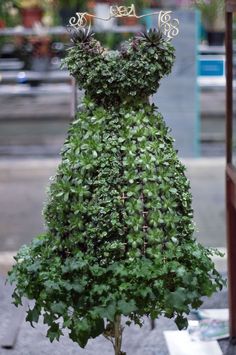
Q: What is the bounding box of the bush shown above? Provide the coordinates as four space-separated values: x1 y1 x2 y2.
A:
8 28 224 354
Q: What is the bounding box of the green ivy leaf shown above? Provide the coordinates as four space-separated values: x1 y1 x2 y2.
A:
167 288 187 311
26 306 40 327
51 302 67 315
175 315 188 330
47 323 63 342
90 318 105 338
118 300 137 315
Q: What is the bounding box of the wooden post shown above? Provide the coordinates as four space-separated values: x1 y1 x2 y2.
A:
226 167 236 341
225 1 236 342
226 10 233 165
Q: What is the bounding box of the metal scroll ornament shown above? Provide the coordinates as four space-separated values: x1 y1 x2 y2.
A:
158 11 179 41
69 12 88 29
69 4 179 41
110 4 136 17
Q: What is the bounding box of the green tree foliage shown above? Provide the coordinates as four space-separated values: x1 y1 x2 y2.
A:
8 28 224 352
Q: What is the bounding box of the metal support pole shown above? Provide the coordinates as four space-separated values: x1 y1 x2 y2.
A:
70 77 77 118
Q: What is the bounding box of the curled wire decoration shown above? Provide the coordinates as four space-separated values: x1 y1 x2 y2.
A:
110 4 136 17
69 12 88 29
158 11 179 41
68 5 180 41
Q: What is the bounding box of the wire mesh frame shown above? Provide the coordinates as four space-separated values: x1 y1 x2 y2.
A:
119 191 164 260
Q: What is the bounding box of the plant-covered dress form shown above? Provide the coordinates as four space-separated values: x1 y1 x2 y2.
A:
9 28 224 354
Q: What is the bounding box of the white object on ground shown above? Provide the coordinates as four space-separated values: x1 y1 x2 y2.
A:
197 309 229 321
164 330 223 355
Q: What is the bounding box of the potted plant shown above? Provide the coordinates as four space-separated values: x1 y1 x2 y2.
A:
16 0 45 28
8 28 224 354
0 0 18 28
55 0 87 26
193 0 225 46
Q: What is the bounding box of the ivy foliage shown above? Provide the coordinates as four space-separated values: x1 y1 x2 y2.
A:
8 29 224 349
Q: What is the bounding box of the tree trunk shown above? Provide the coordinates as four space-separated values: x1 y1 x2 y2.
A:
114 314 122 355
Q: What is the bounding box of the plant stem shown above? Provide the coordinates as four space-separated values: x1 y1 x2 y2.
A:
114 314 122 355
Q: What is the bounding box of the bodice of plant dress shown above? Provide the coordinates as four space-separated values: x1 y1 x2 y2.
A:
64 29 175 107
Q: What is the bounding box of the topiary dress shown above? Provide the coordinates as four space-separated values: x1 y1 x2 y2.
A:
9 29 223 348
